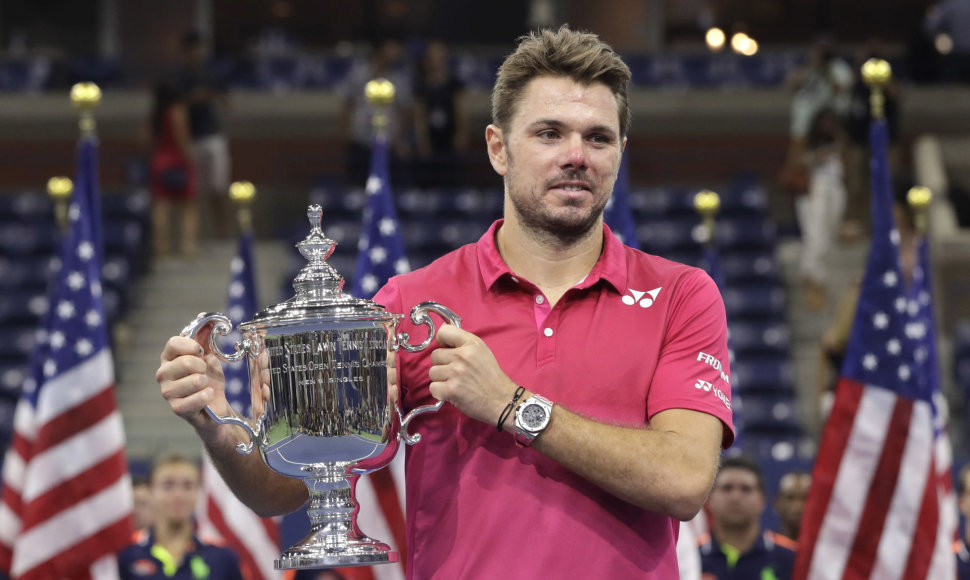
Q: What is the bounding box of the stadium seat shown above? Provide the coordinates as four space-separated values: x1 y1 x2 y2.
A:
731 354 795 394
723 283 786 322
728 320 791 357
0 289 48 325
737 392 799 432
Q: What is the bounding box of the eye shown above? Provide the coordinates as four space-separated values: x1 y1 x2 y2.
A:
588 134 614 146
537 129 559 140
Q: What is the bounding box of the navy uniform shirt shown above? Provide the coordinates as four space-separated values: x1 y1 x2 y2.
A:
118 529 244 580
700 530 796 580
956 538 970 579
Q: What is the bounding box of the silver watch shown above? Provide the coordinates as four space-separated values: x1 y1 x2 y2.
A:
513 394 554 447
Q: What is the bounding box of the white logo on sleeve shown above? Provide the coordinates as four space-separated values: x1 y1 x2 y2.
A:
623 287 662 308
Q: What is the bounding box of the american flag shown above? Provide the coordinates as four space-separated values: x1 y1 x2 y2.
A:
603 150 640 250
348 133 408 580
793 115 956 578
0 137 134 578
352 133 410 300
194 230 283 580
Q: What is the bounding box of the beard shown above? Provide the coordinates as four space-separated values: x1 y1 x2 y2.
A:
505 161 613 246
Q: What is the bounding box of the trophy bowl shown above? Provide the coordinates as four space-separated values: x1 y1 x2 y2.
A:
180 205 460 570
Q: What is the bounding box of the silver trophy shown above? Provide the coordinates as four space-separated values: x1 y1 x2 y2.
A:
180 205 459 570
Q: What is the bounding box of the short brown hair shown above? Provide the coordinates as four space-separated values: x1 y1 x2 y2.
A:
148 452 198 484
491 25 632 138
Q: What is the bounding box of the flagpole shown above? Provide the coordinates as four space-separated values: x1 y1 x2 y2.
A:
366 78 395 141
230 180 257 234
908 185 932 237
694 189 720 246
70 81 101 139
47 175 73 234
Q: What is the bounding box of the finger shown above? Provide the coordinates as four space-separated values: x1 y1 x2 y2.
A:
156 352 208 384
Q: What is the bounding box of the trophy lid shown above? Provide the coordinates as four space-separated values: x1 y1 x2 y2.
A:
243 205 396 329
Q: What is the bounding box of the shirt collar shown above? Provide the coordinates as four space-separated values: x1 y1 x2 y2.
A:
477 219 628 294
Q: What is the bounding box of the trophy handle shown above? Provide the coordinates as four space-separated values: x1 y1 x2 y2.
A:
394 301 462 444
180 312 261 455
396 301 462 353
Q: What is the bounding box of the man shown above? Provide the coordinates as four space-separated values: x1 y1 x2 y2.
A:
700 456 796 580
131 475 154 530
156 26 734 578
774 470 810 543
179 30 232 239
118 454 244 579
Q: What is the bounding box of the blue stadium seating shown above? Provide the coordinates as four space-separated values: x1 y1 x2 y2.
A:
723 284 786 322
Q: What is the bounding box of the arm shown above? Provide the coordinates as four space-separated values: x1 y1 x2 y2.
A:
429 324 723 521
155 333 307 516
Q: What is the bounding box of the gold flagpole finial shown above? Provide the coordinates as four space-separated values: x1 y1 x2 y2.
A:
229 180 257 233
365 78 396 139
70 82 102 137
694 189 721 245
47 176 74 233
907 185 932 236
861 58 891 121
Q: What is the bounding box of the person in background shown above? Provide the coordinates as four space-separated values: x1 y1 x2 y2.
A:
955 464 970 578
700 456 796 580
157 26 734 578
796 106 848 311
147 81 199 261
338 38 415 188
131 475 154 531
413 39 469 187
117 454 244 580
773 471 811 544
179 30 232 239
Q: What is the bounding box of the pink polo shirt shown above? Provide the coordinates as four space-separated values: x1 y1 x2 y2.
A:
374 220 734 579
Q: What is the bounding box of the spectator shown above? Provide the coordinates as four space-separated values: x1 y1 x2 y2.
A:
796 106 848 311
338 38 415 188
131 475 154 531
178 30 232 239
700 456 796 580
779 37 853 196
413 39 469 187
118 453 244 579
925 0 970 83
147 81 199 261
773 471 811 543
955 464 970 577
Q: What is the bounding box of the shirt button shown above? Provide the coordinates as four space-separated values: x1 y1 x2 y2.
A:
511 276 519 283
535 295 545 305
543 327 554 337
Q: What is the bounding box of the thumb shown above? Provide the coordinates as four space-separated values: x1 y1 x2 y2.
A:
434 323 471 349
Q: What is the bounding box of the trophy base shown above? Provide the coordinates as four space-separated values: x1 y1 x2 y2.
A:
274 541 400 570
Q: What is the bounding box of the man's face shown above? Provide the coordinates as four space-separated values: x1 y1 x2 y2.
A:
775 473 811 532
708 467 765 529
486 75 625 242
151 462 200 525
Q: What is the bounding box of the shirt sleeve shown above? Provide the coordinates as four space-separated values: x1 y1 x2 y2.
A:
647 268 735 448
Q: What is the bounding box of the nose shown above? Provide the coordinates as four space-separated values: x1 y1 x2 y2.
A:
559 134 588 170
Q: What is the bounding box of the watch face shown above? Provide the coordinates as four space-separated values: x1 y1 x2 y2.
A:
521 403 548 429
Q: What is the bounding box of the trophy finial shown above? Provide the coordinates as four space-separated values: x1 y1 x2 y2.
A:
292 205 344 298
307 204 323 230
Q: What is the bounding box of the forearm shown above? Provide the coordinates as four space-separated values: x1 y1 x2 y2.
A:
523 404 721 520
198 421 307 517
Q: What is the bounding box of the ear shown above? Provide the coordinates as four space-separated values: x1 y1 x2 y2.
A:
485 124 508 177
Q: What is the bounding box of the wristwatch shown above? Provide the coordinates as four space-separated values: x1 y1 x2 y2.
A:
513 394 554 447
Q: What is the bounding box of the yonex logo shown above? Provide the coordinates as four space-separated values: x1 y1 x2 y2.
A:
623 287 662 308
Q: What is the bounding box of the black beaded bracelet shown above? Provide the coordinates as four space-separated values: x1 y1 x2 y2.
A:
497 386 526 432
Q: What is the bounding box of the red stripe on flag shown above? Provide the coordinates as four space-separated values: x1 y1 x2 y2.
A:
19 450 128 533
903 455 940 579
370 467 407 570
843 395 913 577
16 515 131 580
205 495 266 580
793 378 865 580
29 386 119 456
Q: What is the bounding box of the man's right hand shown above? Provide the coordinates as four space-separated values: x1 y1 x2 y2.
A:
155 331 230 433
